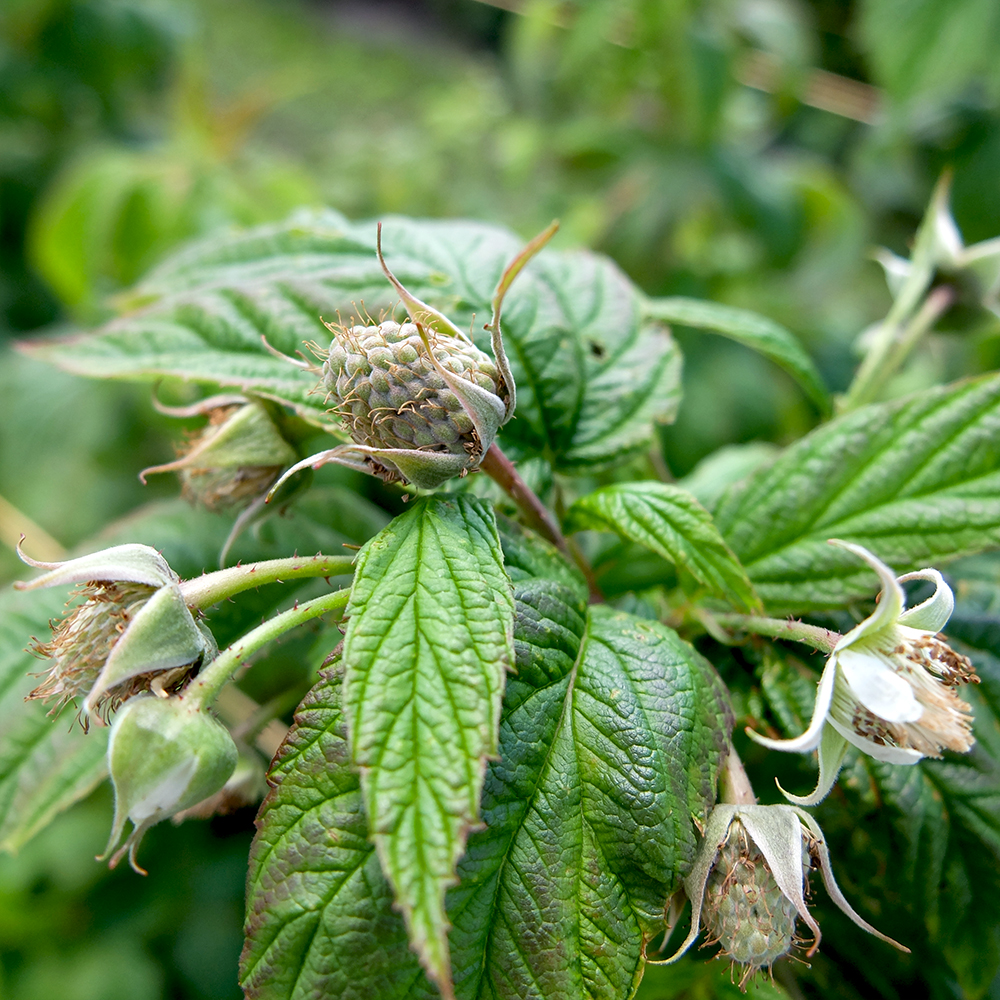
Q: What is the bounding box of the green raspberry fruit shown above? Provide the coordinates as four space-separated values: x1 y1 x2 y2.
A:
321 320 508 484
702 821 804 974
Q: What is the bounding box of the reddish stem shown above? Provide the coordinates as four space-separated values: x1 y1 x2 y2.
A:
480 445 605 601
480 445 567 553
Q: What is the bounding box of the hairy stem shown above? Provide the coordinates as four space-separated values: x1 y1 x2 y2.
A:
710 612 839 652
480 444 567 553
180 588 351 708
179 553 356 611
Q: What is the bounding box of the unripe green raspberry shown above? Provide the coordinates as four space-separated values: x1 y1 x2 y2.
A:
266 222 559 495
702 819 804 974
665 803 908 980
103 694 238 873
321 320 507 485
143 400 299 512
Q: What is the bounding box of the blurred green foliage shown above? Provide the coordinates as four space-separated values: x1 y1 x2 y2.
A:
3 0 1000 997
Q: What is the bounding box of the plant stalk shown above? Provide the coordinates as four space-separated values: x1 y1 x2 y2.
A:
180 587 351 709
480 444 605 600
839 285 953 413
710 612 839 652
719 745 756 806
480 444 568 553
179 553 356 611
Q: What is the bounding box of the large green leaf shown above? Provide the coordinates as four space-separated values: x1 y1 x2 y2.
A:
565 482 758 611
242 522 732 1000
642 296 829 414
713 374 1000 612
341 497 514 997
19 211 682 470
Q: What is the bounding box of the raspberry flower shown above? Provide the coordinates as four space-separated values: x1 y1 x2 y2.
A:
659 803 907 986
16 543 216 724
749 540 978 804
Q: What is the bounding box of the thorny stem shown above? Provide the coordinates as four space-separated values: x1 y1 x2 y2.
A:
480 444 567 552
480 444 604 601
720 745 756 806
180 587 351 709
710 612 840 653
179 553 356 611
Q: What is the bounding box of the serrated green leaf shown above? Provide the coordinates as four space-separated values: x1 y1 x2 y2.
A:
240 662 419 1000
19 211 682 469
713 373 1000 612
643 296 829 414
456 603 730 1000
341 496 514 998
243 523 732 1000
565 482 758 611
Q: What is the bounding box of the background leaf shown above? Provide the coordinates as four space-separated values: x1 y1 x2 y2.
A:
341 496 514 997
858 0 1000 106
243 521 732 1000
713 373 1000 612
19 212 682 470
565 482 758 611
643 296 829 415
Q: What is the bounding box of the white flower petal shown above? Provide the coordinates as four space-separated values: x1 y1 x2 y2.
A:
897 569 954 632
746 654 837 753
836 647 923 723
829 540 904 648
827 717 924 765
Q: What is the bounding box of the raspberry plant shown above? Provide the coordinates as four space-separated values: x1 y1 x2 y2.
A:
4 179 1000 1000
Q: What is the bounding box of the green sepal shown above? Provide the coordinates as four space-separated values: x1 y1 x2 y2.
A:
84 583 214 716
14 542 176 591
103 694 237 872
141 400 297 479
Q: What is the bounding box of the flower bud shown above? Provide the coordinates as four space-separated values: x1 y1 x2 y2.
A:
142 398 298 512
103 694 238 873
